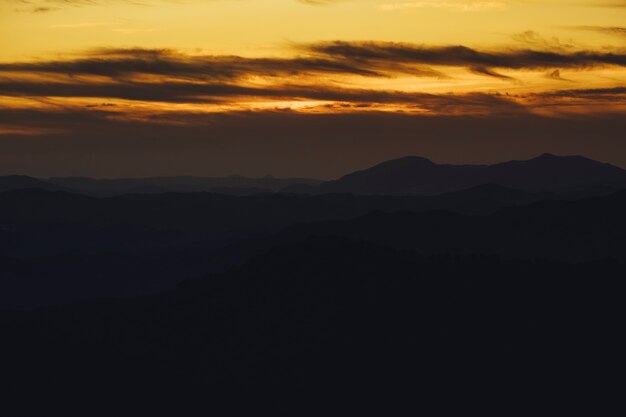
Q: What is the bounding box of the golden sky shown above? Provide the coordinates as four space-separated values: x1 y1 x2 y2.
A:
0 0 625 177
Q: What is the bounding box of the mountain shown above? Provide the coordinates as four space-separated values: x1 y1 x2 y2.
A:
1 186 625 308
0 185 557 258
48 175 322 196
269 188 626 262
0 184 557 308
0 175 64 193
2 179 624 413
2 236 623 414
319 153 626 195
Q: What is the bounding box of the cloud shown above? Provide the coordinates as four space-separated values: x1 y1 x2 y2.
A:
546 69 569 81
536 86 626 100
596 1 626 8
0 78 529 115
4 42 625 87
569 26 626 38
5 0 341 9
379 1 505 12
112 27 158 33
49 22 119 28
14 6 60 13
0 48 392 80
511 31 576 51
0 43 624 120
307 41 626 74
1 68 624 118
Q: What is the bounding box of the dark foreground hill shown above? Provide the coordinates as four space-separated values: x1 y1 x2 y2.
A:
2 237 623 415
319 153 626 195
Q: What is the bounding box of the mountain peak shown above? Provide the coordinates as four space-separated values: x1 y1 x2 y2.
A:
369 155 436 171
319 153 626 195
389 155 435 164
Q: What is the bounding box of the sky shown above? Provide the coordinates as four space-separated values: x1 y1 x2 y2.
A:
0 0 625 178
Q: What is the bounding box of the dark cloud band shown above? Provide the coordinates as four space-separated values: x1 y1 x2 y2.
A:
2 42 625 84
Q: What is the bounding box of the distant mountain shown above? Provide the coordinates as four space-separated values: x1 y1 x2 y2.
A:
319 153 626 195
0 184 565 308
48 175 322 196
8 154 624 197
270 188 626 262
0 175 64 193
1 186 625 308
0 184 559 258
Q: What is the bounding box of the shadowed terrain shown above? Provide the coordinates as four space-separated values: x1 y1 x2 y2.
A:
2 237 623 415
0 153 624 415
1 179 623 308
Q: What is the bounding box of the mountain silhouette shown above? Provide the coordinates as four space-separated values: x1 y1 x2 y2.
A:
1 163 624 413
0 184 561 258
0 175 65 193
319 153 626 195
250 188 626 263
2 186 625 308
2 236 623 414
48 175 321 196
5 154 623 198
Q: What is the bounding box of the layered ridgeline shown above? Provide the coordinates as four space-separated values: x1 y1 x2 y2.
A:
2 155 625 413
2 187 626 308
1 152 626 308
0 175 66 193
0 175 322 197
318 153 626 195
2 235 624 415
1 154 626 197
0 185 555 308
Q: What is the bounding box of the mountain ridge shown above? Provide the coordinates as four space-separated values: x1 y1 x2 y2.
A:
2 153 625 197
319 153 626 195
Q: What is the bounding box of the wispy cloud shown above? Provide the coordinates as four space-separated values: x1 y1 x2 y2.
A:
14 6 60 13
0 47 390 80
0 44 624 116
4 42 622 83
0 41 624 134
511 31 577 51
595 1 626 8
568 26 626 38
112 27 158 33
307 41 626 74
379 1 505 12
50 22 119 29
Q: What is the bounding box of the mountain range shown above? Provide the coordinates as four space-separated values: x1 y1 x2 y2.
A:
2 153 626 197
1 152 624 414
46 175 321 196
319 153 626 195
3 234 623 415
2 185 626 308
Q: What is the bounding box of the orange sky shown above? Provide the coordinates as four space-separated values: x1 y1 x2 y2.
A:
0 1 625 177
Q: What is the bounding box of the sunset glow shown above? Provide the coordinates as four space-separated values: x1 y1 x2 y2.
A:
1 0 625 177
